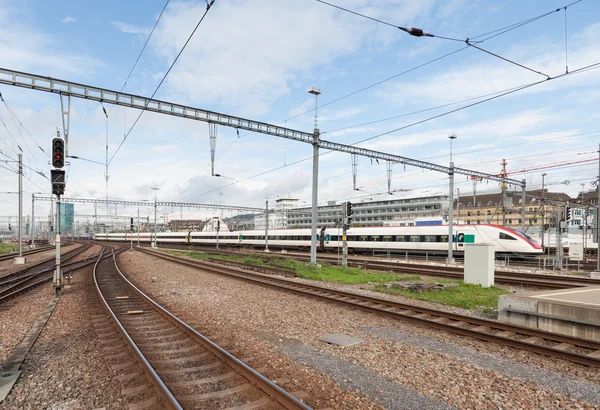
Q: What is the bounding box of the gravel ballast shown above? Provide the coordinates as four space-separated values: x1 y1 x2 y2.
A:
2 265 124 409
118 250 600 409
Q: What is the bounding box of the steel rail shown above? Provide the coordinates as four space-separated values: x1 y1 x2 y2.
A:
140 248 600 367
0 245 56 262
94 247 182 410
0 244 92 286
98 247 312 409
0 249 111 303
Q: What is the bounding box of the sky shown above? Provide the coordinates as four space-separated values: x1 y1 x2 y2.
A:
0 0 598 227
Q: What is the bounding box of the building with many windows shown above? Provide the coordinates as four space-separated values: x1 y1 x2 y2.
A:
455 189 570 230
285 196 449 228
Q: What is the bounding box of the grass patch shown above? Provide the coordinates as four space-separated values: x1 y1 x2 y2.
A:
0 243 16 255
160 249 419 284
160 249 509 309
375 281 510 310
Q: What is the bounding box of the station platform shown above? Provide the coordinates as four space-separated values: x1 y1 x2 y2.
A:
498 286 600 341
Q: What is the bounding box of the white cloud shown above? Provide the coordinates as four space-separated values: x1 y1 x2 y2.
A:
0 4 101 77
61 16 76 23
381 21 600 107
149 0 443 116
111 21 150 35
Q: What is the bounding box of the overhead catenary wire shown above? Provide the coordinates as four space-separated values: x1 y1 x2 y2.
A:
109 0 171 116
0 92 45 155
315 0 463 41
109 0 216 166
210 1 586 164
184 60 600 204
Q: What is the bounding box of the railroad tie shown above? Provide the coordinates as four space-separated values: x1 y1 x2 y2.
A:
220 397 272 410
127 396 158 410
553 343 575 351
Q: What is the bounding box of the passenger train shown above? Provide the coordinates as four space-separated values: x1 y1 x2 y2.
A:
94 224 542 256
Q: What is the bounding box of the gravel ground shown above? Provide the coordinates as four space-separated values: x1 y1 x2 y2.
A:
0 244 80 279
1 265 125 409
0 285 54 365
361 327 600 406
118 251 600 409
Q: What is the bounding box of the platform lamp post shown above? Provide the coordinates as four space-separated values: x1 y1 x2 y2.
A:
151 187 159 248
308 87 321 265
447 134 457 265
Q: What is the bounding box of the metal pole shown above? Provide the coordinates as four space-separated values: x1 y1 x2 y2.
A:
597 143 600 272
501 159 507 226
216 218 220 250
31 193 35 248
521 180 526 232
456 188 460 223
54 197 62 296
265 199 269 252
137 207 140 246
541 174 546 251
18 154 22 257
557 205 563 270
447 162 455 264
310 129 320 264
152 187 159 248
583 206 588 263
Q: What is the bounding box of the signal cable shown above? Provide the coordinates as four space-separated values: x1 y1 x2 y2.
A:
109 0 216 166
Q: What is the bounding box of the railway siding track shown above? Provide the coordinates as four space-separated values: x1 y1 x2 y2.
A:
210 248 600 290
0 245 96 303
0 245 57 262
138 247 600 368
95 247 311 409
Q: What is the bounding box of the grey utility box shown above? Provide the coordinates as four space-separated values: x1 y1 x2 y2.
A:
464 244 494 287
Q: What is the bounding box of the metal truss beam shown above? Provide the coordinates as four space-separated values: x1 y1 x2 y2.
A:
34 196 263 213
74 214 146 220
319 141 524 187
1 68 524 187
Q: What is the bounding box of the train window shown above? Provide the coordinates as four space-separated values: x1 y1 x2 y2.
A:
424 235 436 242
382 235 393 242
439 235 448 242
371 235 381 241
410 235 420 242
360 236 369 242
499 232 517 240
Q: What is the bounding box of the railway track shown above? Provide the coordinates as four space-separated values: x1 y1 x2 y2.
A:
94 247 311 409
287 254 600 289
0 244 58 262
205 248 600 290
0 244 96 303
138 247 600 368
92 241 599 289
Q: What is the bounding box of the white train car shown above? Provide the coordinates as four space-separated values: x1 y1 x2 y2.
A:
95 224 541 256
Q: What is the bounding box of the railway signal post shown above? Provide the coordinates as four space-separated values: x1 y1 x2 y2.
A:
342 201 352 268
51 131 66 296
